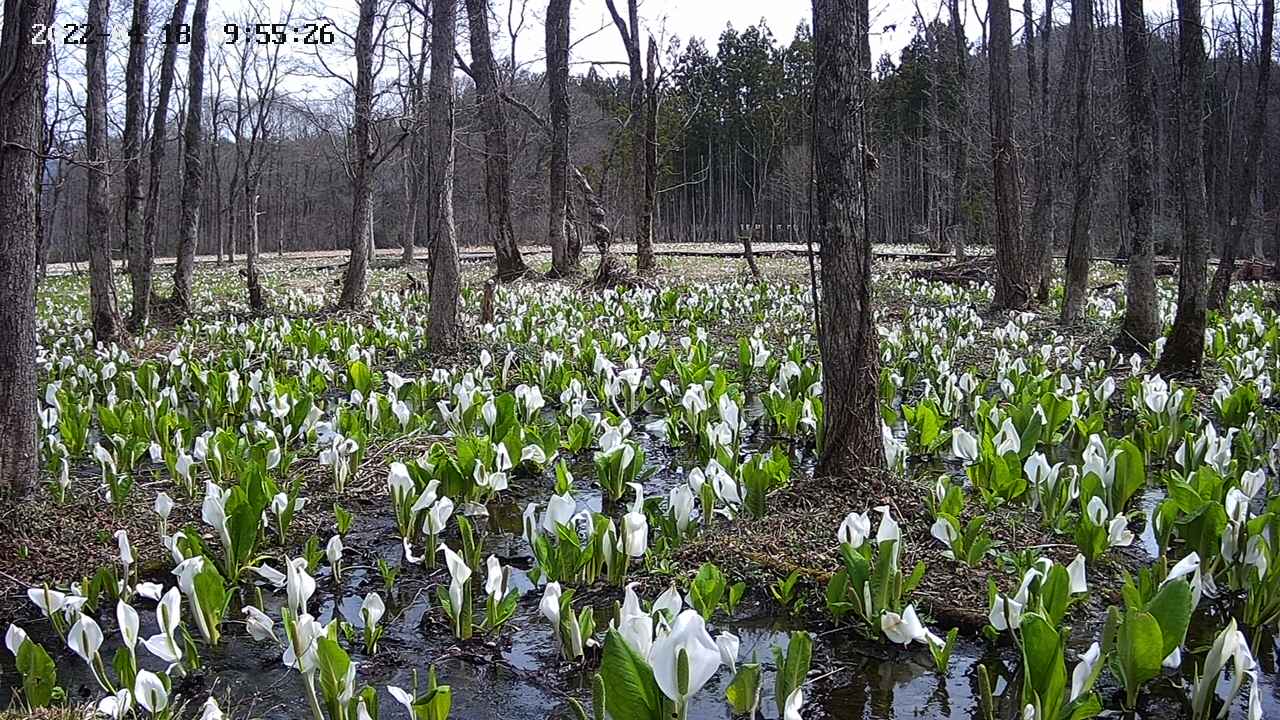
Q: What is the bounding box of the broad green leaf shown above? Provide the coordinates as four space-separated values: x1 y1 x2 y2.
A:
1117 610 1163 695
725 663 762 715
1144 579 1192 659
599 629 663 720
16 639 58 708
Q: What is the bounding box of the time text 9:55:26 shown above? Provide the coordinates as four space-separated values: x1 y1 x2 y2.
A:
30 22 336 46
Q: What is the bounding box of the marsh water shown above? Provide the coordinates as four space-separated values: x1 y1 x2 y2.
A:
3 415 1278 719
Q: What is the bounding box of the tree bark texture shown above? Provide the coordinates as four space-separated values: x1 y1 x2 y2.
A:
605 0 653 272
987 0 1033 310
1207 0 1273 310
85 0 123 344
427 0 463 350
1061 0 1096 325
123 0 150 330
0 0 56 497
946 0 968 261
812 0 884 476
403 32 429 267
465 0 528 281
1118 0 1160 346
1033 0 1063 300
339 0 378 308
1158 0 1210 375
141 0 189 322
171 0 208 313
640 35 658 274
546 0 575 276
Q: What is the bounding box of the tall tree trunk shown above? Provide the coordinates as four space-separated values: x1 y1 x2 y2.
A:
1207 0 1273 309
1118 0 1160 346
0 0 56 497
1158 0 1210 375
1061 0 1096 325
988 0 1033 310
546 0 575 276
143 0 189 316
605 0 652 272
812 0 883 476
339 0 377 308
123 0 150 331
171 0 209 313
640 36 658 273
403 41 429 267
86 0 123 344
427 0 462 350
464 0 528 281
946 0 968 261
1033 0 1061 300
1023 0 1042 268
245 184 264 311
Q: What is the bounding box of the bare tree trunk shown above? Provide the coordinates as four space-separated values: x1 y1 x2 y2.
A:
171 0 209 313
1023 0 1040 263
1158 0 1210 375
1061 0 1096 325
0 0 55 497
403 39 429 267
401 149 419 265
1032 0 1061 300
245 185 264 311
1118 0 1160 346
142 0 189 316
464 0 528 281
546 0 575 276
946 0 968 261
1207 0 1273 309
427 0 462 350
339 0 377 308
123 0 150 331
640 35 658 273
812 0 884 476
86 0 123 344
741 225 761 278
988 0 1033 310
605 0 653 272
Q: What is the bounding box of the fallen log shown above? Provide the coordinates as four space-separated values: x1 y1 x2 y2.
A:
908 257 998 285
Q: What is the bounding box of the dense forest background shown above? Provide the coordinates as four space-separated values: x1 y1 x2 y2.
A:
35 2 1280 266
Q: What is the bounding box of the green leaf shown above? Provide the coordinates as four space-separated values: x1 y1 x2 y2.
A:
316 637 352 716
349 361 373 396
1019 613 1067 719
413 685 453 720
725 663 762 715
689 563 726 620
228 502 261 573
599 629 663 720
1116 609 1163 708
1144 579 1192 660
16 639 58 708
1039 565 1071 627
774 632 812 718
193 562 228 638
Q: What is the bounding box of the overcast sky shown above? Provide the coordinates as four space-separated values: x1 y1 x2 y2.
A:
518 0 980 71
